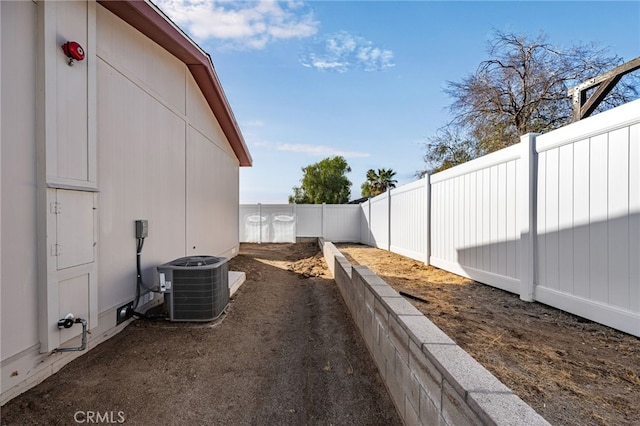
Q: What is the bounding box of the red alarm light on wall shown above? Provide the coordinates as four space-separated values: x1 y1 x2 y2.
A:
61 41 85 66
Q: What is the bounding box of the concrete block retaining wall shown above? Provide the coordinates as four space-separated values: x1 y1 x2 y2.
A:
320 239 549 426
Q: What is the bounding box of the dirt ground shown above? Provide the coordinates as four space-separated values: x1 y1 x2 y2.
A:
335 243 640 426
0 243 401 426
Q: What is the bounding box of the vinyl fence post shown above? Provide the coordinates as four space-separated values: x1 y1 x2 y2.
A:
292 203 297 243
387 188 392 252
368 198 372 246
424 174 431 266
258 203 262 244
519 133 539 301
321 202 326 240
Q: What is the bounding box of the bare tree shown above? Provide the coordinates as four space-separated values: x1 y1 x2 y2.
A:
421 31 639 173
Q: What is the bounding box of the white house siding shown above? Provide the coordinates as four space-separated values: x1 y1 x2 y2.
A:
1 1 245 404
1 0 39 361
96 3 241 326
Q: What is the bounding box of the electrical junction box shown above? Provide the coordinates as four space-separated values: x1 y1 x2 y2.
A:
135 220 148 238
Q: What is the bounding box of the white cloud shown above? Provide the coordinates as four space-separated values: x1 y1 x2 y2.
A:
300 31 395 73
153 0 319 50
253 141 370 158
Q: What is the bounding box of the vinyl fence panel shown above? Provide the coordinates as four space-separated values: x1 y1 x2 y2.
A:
359 201 372 246
239 204 295 243
430 144 523 294
534 99 640 336
239 204 266 243
368 192 390 250
389 178 429 262
239 203 360 242
323 205 361 242
296 205 323 237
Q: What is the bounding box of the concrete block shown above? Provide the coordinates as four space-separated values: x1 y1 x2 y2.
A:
364 286 375 310
396 354 420 412
424 344 512 398
371 284 403 298
467 391 551 426
381 296 423 317
374 298 390 331
355 307 365 330
353 300 363 333
409 340 443 411
335 260 348 279
419 386 442 426
388 315 409 365
372 339 387 379
353 265 377 277
405 395 421 426
362 306 374 345
354 271 365 300
386 363 406 416
365 274 392 287
441 381 483 426
362 303 374 329
380 332 397 373
400 314 456 346
336 256 351 272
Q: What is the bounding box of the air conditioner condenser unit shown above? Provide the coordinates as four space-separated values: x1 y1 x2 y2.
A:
157 256 229 322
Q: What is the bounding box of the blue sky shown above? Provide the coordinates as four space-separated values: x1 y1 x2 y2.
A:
153 0 640 203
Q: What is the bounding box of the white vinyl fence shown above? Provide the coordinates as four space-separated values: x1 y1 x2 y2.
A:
240 98 640 337
533 101 639 335
239 203 361 243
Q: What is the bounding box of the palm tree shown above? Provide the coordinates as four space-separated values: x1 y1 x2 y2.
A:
361 168 397 197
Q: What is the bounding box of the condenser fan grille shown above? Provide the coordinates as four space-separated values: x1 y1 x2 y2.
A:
158 256 229 321
170 256 219 267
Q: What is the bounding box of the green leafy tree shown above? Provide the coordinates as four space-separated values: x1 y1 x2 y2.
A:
289 156 352 204
361 168 398 197
421 30 639 174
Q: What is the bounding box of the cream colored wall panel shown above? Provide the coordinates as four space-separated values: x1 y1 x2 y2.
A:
145 40 187 115
96 4 186 115
186 73 236 159
56 190 95 270
186 127 239 256
0 0 39 360
55 1 89 182
97 59 186 312
57 274 90 344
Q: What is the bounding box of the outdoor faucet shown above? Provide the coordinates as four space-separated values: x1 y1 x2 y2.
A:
54 315 88 353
